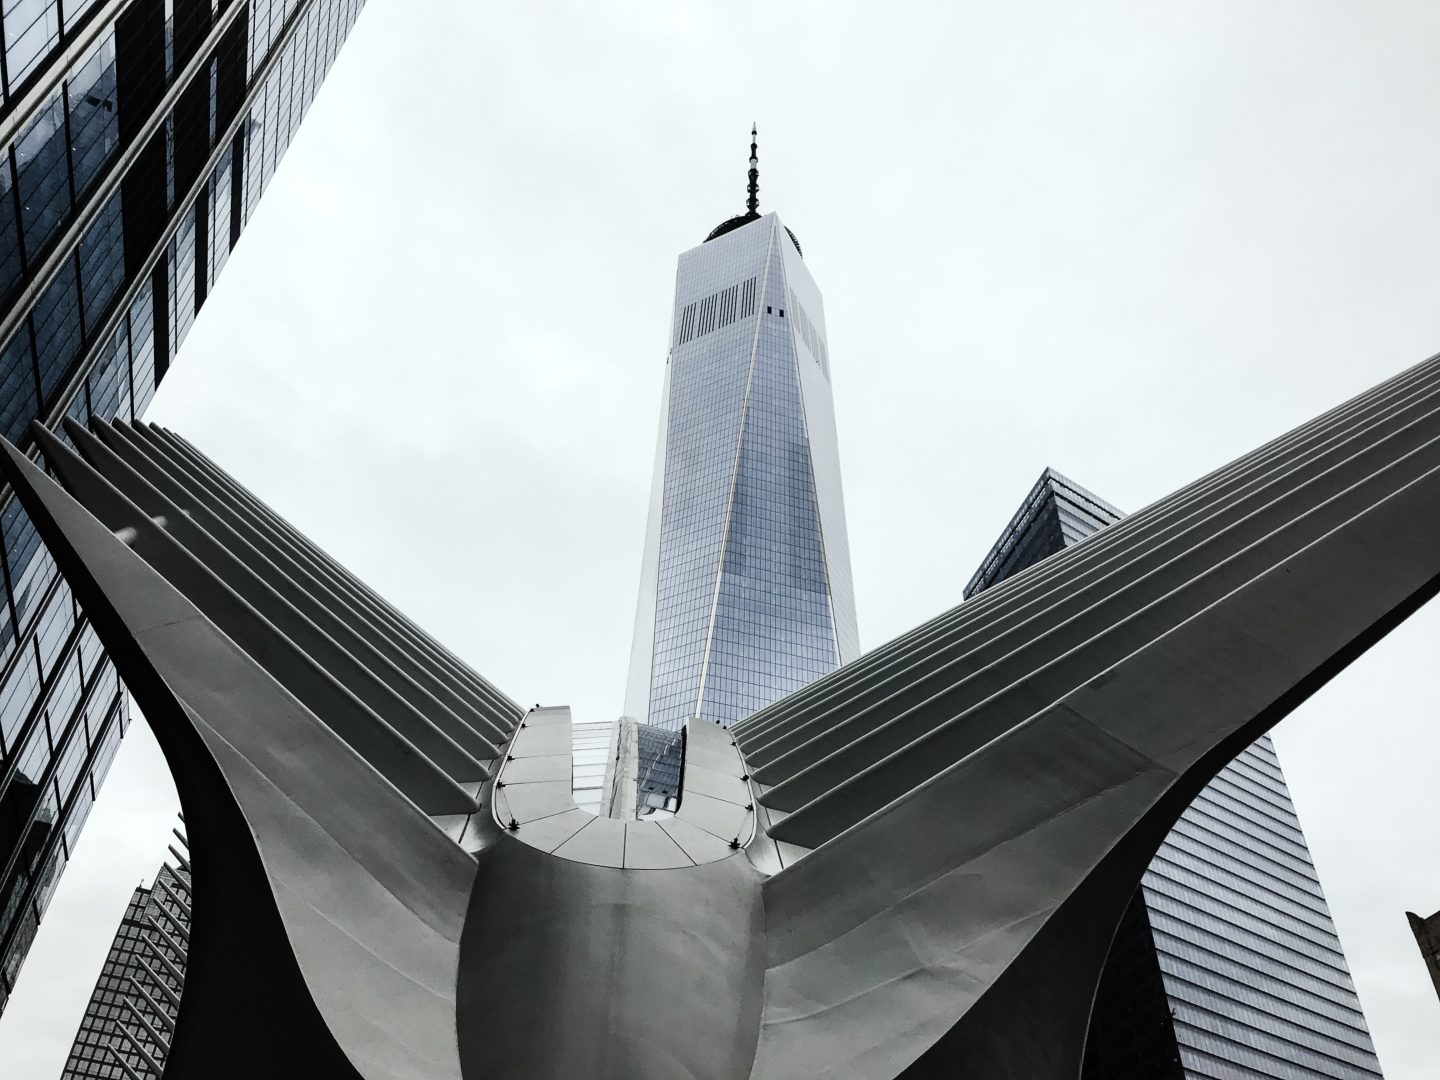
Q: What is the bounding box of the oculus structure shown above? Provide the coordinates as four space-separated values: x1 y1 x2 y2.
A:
2 145 1437 1079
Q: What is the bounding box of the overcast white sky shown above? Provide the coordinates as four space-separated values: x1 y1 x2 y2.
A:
2 1 1439 1076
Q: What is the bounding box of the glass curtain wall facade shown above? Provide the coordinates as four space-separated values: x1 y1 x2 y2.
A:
0 0 366 1011
968 468 1383 1080
622 210 859 810
570 718 613 815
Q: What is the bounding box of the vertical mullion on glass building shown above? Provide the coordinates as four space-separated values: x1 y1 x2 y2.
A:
0 0 367 1012
966 468 1383 1080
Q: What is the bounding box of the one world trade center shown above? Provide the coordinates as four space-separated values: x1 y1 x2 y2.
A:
618 129 859 812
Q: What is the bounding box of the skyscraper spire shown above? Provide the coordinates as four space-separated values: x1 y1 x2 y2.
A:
705 122 802 252
627 121 854 775
746 123 760 215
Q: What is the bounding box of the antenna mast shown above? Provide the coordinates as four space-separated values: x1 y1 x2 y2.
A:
746 124 760 216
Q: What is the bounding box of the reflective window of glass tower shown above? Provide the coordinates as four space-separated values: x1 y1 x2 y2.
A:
619 144 859 813
0 0 368 1011
968 468 1383 1080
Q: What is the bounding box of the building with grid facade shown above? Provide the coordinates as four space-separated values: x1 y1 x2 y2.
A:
968 467 1383 1080
0 0 367 1012
59 858 189 1080
621 141 859 810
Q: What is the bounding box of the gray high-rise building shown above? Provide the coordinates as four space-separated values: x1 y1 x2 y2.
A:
968 467 1383 1080
0 0 367 1011
60 839 190 1080
621 131 858 808
1406 908 1440 1005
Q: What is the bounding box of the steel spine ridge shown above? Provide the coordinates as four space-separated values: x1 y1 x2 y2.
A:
146 423 521 729
66 418 509 755
56 418 502 767
760 378 1440 842
737 349 1440 743
753 451 1440 1077
98 416 514 753
5 352 1440 1077
763 411 1440 848
741 390 1402 777
151 421 478 675
30 420 487 816
122 421 523 758
0 438 500 1080
736 350 1440 749
150 422 489 688
734 349 1440 752
137 420 506 715
127 418 520 738
751 360 1440 793
133 417 495 710
751 352 1440 849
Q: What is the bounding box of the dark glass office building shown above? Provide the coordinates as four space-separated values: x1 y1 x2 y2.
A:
1407 908 1440 1005
968 468 1383 1079
0 0 366 1011
60 856 189 1079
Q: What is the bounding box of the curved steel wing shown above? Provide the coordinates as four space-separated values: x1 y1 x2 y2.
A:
2 347 1440 1079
